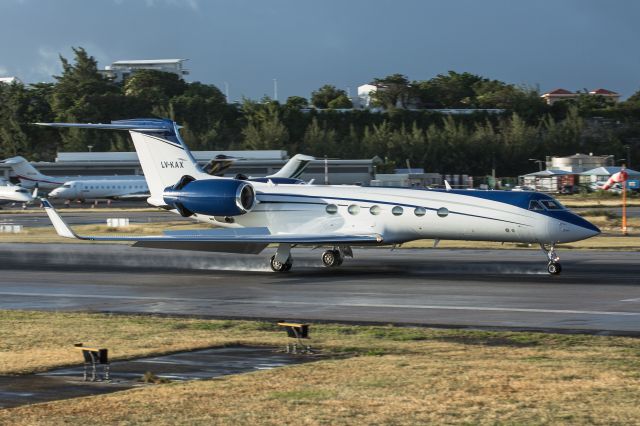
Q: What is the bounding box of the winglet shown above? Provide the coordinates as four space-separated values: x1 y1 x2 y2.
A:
41 199 80 239
444 180 452 191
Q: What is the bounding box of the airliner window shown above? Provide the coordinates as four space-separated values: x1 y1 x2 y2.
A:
326 204 338 214
392 206 404 216
62 184 71 188
437 207 449 218
540 200 563 210
348 205 360 215
370 205 381 215
414 207 426 217
528 200 544 211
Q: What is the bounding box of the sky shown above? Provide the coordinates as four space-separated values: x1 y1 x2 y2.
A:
1 0 639 101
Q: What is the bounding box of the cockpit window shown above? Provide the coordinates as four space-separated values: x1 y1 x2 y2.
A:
16 189 28 193
528 200 544 211
540 200 564 210
62 184 71 188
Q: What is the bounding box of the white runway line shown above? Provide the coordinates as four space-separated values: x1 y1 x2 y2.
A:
621 298 640 302
0 291 638 316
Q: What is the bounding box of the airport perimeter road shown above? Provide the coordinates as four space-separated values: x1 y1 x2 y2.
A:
0 244 639 335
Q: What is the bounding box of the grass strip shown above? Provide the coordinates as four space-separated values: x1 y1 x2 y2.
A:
0 311 639 424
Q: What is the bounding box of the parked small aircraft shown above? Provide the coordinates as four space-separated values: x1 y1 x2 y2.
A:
0 180 35 206
2 156 145 190
38 119 600 275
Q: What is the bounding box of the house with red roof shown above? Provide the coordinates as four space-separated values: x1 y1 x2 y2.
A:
540 88 620 105
589 88 620 102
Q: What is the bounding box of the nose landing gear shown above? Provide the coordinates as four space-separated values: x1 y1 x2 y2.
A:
540 243 561 275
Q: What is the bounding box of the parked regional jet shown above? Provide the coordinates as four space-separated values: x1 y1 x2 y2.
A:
38 119 600 275
1 156 144 190
48 179 150 201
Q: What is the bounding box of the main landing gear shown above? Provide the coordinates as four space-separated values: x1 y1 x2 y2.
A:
270 255 292 272
269 244 353 272
540 243 561 275
321 249 343 268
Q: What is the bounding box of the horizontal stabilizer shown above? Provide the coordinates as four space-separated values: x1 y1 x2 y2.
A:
35 119 174 132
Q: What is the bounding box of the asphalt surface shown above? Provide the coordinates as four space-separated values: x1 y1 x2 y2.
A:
1 346 312 408
0 243 638 335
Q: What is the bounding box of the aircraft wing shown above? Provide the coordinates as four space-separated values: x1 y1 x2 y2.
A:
41 199 383 254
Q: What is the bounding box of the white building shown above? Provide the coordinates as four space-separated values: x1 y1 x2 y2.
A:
546 153 614 173
100 59 189 83
355 84 377 108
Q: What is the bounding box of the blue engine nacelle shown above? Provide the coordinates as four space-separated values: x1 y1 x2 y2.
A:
163 176 256 218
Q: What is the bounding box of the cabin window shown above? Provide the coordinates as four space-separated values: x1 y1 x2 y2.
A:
348 205 360 215
370 205 381 215
414 207 426 217
540 200 564 210
392 206 404 216
437 207 449 218
528 200 544 211
326 204 338 214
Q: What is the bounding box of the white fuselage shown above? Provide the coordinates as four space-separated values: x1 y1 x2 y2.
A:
0 184 33 204
49 179 149 201
185 183 597 245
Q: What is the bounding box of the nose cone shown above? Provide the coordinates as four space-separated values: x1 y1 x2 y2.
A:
552 212 600 243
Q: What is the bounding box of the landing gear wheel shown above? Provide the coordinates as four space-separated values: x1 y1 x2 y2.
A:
270 255 292 272
321 250 342 267
547 261 562 275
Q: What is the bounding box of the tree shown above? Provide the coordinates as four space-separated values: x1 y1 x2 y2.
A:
302 117 337 156
626 89 640 104
51 47 126 151
327 94 353 109
285 96 308 109
370 74 411 109
416 71 486 108
124 69 187 110
311 85 347 109
241 101 289 150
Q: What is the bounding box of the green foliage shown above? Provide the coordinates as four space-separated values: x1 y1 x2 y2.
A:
241 101 289 150
285 96 308 109
310 84 347 108
327 94 353 109
370 73 411 109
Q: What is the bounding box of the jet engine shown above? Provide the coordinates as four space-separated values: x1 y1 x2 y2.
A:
163 175 256 217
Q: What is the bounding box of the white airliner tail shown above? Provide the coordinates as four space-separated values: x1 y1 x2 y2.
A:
2 156 49 188
268 154 315 179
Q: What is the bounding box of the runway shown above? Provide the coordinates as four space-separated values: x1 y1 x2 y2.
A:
0 243 639 335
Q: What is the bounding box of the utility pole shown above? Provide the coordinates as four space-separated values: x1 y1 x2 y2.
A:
625 145 631 168
224 82 229 103
324 155 329 185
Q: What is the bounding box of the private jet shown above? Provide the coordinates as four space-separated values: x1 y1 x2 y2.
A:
2 156 145 190
38 119 600 275
0 180 35 206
